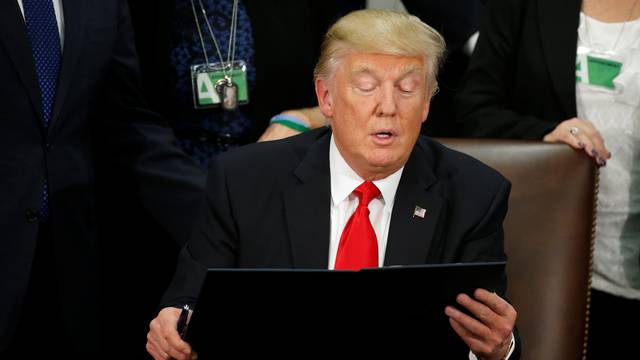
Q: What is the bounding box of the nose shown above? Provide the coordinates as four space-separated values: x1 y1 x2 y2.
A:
375 83 397 117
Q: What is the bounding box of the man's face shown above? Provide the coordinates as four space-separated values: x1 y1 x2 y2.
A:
316 52 430 180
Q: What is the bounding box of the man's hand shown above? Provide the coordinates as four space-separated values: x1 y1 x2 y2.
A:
445 289 516 360
146 307 197 360
543 117 611 166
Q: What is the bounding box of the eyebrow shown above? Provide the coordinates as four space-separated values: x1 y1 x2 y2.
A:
350 66 377 78
350 65 423 79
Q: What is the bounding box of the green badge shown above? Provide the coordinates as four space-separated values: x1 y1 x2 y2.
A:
576 53 622 89
191 60 249 109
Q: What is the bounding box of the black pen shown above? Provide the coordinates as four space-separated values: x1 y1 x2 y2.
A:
176 304 190 339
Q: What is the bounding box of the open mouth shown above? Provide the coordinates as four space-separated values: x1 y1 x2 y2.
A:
372 130 396 144
375 131 393 138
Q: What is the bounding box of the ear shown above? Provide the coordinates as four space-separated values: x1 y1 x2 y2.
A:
315 77 334 118
421 98 431 124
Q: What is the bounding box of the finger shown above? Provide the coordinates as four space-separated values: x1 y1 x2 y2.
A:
147 333 171 359
558 127 586 150
542 128 565 144
543 123 585 150
164 330 192 359
585 131 610 162
566 134 586 150
148 323 173 355
449 318 489 355
473 290 517 339
572 132 602 162
146 342 169 360
457 293 500 324
445 304 490 339
168 348 192 360
146 349 163 360
153 318 192 359
473 289 513 318
573 121 610 162
449 317 481 343
474 289 518 343
567 127 592 153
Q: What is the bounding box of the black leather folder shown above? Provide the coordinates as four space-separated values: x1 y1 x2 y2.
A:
187 261 506 357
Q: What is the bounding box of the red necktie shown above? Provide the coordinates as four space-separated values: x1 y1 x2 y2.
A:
335 181 381 270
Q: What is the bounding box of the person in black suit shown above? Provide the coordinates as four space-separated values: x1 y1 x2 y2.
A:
146 9 519 360
0 0 204 358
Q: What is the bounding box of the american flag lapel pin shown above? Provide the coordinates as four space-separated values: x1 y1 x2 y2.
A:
413 205 426 219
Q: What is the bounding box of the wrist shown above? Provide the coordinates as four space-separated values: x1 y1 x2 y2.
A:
270 113 310 132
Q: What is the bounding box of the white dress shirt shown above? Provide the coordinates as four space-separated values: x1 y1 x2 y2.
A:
328 135 403 269
16 0 65 48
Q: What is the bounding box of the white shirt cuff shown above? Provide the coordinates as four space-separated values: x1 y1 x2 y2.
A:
468 332 515 360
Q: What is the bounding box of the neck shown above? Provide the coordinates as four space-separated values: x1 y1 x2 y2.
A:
352 163 402 182
583 0 640 23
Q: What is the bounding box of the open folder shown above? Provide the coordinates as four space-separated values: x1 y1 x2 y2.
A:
186 261 506 357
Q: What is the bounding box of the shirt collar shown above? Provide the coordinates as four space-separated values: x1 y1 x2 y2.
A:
329 135 404 207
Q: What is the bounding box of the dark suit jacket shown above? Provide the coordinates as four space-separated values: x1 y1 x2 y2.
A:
0 0 204 353
160 127 519 357
456 0 581 139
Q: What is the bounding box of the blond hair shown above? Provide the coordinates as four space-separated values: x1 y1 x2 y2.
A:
314 8 446 96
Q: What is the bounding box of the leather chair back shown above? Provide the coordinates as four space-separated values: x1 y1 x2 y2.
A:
439 138 597 360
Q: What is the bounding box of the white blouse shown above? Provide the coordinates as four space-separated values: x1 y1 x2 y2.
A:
576 12 640 299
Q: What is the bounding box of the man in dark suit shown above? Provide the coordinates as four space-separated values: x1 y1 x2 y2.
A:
147 9 519 360
0 0 204 357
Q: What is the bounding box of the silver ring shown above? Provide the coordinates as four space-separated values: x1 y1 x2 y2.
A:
569 127 580 135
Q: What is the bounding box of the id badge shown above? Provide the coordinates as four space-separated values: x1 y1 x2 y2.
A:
576 46 623 90
190 60 249 109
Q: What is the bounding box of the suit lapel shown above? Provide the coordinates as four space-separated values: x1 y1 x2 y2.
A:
537 0 581 117
384 141 444 266
49 0 86 131
283 131 332 269
0 0 44 127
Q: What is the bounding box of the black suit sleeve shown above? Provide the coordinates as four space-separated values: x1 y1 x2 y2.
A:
96 0 206 245
160 156 238 307
456 0 557 139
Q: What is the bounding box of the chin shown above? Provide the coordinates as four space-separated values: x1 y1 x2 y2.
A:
365 151 402 172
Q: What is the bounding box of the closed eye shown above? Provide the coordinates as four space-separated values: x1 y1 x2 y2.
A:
397 81 418 95
357 84 376 93
351 73 378 94
397 74 421 95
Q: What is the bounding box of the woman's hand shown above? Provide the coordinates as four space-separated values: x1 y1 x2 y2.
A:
543 118 611 166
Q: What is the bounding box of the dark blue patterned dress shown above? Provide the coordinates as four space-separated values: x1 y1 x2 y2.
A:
171 0 256 166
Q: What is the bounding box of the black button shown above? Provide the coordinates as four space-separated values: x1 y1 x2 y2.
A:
45 143 54 152
25 209 39 223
